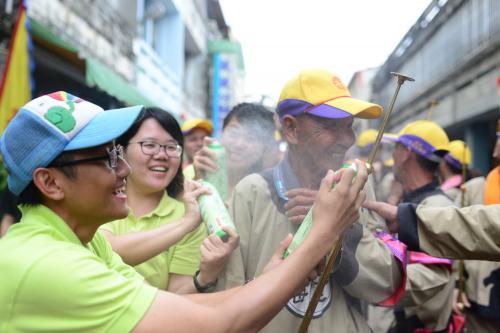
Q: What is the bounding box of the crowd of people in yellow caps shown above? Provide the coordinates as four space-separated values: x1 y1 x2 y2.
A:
0 69 499 333
357 118 500 333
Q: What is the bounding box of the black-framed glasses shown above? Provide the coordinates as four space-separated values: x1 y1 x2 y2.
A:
129 141 183 158
50 145 127 171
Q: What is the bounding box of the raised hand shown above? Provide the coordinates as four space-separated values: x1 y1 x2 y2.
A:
362 200 398 233
311 160 367 239
284 188 317 225
193 136 219 179
182 179 211 231
198 226 239 286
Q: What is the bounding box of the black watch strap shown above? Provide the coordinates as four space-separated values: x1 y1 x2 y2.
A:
193 270 217 293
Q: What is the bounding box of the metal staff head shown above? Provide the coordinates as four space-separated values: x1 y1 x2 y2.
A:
366 72 415 173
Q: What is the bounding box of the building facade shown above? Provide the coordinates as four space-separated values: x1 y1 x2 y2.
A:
0 0 244 121
370 0 500 174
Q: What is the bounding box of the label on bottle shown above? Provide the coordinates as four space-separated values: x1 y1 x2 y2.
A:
283 162 358 258
198 180 237 240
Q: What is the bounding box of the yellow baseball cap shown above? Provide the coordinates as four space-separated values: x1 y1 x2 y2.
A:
384 120 449 161
356 129 378 148
444 140 471 169
383 158 394 167
277 69 382 120
181 118 213 136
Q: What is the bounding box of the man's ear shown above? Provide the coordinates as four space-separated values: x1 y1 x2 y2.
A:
32 168 65 201
401 146 413 163
281 115 299 145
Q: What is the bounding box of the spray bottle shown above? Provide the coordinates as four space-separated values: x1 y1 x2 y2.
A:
197 180 237 240
204 141 229 201
282 162 358 258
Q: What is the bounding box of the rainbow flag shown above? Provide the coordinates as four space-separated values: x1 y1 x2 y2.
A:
0 0 34 134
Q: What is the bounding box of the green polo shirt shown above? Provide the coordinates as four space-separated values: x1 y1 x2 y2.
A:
101 192 207 289
0 205 157 333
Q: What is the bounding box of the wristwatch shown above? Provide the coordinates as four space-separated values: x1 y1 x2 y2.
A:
193 270 217 293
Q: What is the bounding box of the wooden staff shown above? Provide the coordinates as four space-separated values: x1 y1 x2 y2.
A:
456 141 468 312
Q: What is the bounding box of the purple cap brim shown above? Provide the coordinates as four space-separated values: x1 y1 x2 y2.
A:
381 136 396 144
444 154 462 170
277 99 351 119
307 103 352 118
398 134 440 161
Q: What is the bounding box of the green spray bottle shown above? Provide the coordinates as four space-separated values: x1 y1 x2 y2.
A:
204 141 229 201
197 180 237 240
282 163 358 258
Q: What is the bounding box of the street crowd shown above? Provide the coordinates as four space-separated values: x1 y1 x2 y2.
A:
0 69 499 333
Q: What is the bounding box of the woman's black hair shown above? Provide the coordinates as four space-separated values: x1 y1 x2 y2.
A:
117 107 184 198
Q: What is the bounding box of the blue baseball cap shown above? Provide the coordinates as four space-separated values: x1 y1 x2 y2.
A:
0 91 143 195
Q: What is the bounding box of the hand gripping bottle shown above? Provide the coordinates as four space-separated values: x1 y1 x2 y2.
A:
282 163 358 258
197 180 237 241
204 141 229 201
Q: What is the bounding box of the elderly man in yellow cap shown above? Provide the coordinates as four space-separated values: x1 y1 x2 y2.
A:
363 121 500 262
377 120 460 332
438 140 485 203
181 118 213 179
216 69 406 332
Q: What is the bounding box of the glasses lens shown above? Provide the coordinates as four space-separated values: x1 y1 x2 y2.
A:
139 141 182 157
165 144 182 157
141 142 159 155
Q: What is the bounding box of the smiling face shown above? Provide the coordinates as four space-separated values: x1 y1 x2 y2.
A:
291 114 355 174
125 118 181 195
221 117 266 173
56 144 130 227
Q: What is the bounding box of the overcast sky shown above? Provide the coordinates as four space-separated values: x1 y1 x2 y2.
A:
219 0 433 103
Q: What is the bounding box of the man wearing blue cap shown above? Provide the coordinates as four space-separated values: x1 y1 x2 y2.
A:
216 69 406 332
0 92 368 332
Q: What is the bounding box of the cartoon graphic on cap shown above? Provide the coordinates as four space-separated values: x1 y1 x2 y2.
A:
43 92 81 133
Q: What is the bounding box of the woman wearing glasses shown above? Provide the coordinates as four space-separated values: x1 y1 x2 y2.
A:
100 107 238 293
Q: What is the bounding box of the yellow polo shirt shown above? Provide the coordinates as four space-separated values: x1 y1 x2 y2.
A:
0 205 157 333
183 164 196 180
101 192 207 289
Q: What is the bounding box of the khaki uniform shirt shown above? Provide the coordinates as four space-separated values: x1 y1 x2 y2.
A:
454 177 500 322
394 191 455 332
377 172 395 203
398 204 500 261
217 170 403 333
443 176 485 204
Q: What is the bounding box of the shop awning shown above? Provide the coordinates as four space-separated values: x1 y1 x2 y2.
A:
31 20 154 107
85 58 155 107
30 20 77 53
